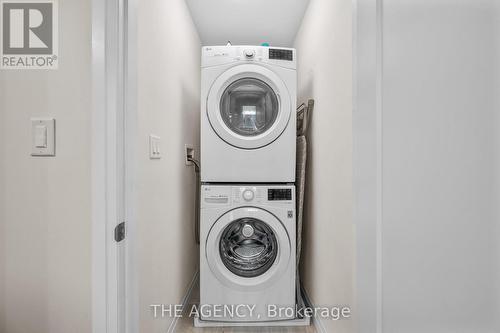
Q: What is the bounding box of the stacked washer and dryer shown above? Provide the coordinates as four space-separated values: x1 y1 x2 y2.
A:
197 45 298 326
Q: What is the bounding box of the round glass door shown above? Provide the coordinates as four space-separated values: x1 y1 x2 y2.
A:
205 206 291 290
206 64 292 149
219 217 278 278
220 78 279 137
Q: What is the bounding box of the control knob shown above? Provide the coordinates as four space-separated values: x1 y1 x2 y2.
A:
244 49 255 58
242 189 254 201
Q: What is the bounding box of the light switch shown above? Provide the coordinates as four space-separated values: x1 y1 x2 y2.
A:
149 135 161 159
31 118 55 156
35 125 47 148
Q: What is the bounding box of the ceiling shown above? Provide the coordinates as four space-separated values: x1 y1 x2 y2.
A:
185 0 311 47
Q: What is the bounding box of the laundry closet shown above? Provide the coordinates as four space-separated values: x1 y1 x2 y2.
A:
130 0 500 332
133 0 352 332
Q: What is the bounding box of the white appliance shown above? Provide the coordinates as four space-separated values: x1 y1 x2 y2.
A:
199 184 296 323
201 45 297 183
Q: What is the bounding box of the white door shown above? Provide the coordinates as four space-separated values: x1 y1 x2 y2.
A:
355 1 500 332
206 207 291 291
207 64 292 149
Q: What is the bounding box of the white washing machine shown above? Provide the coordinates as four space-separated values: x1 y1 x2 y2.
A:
201 45 297 183
199 184 296 323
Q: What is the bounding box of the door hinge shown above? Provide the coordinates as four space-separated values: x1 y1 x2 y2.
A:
114 221 126 242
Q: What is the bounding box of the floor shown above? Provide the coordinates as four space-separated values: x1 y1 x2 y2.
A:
175 282 316 333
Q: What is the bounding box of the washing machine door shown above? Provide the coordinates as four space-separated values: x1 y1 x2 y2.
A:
206 207 291 291
206 64 292 149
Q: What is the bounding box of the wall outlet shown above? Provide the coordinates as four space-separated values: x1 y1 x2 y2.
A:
149 135 161 159
185 144 194 165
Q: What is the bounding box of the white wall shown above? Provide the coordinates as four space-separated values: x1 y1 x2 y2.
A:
0 0 92 332
136 0 201 331
355 0 500 332
381 1 499 331
293 0 354 332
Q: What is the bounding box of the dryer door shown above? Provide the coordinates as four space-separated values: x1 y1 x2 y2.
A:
206 64 292 149
206 207 291 291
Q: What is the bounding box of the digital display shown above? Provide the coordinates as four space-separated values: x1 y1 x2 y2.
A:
269 49 293 61
268 188 292 201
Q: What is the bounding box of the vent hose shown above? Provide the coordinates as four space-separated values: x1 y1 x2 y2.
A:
188 157 201 244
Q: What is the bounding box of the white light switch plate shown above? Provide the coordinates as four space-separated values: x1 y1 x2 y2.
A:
149 135 161 159
31 118 55 156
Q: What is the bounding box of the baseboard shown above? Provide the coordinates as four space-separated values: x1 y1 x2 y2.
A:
300 285 327 333
167 269 199 333
194 316 310 328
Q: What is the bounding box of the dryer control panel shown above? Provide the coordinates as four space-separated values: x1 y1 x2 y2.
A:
268 48 293 61
201 45 296 70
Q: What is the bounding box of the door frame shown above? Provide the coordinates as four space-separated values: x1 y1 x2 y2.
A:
353 0 382 332
91 0 138 332
92 0 383 332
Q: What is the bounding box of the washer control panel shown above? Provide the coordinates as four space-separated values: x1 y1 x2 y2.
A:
233 186 264 204
203 186 230 205
202 185 295 207
233 186 293 204
267 188 292 201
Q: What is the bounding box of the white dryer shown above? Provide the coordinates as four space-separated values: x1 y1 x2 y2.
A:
199 184 296 323
201 46 297 183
